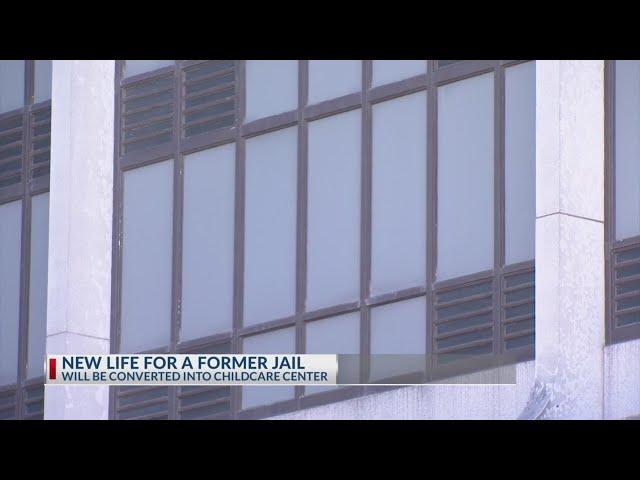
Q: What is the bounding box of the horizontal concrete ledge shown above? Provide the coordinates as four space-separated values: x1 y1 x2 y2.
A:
273 361 535 420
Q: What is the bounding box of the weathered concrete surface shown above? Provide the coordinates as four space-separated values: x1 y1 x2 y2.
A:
44 60 115 420
534 60 605 419
605 339 640 419
274 361 534 420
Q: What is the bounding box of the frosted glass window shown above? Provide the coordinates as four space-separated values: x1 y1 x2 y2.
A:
182 144 235 341
0 200 22 385
370 296 426 379
125 60 174 77
242 327 295 409
121 160 173 353
0 60 24 114
505 62 535 264
371 91 427 295
307 110 360 310
372 60 426 87
437 73 494 281
615 60 640 240
306 312 359 394
308 60 361 105
244 127 297 326
245 60 298 122
27 193 49 379
34 60 52 103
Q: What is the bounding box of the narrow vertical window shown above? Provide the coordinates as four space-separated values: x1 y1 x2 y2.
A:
437 73 494 281
505 61 536 264
371 91 427 295
27 193 49 379
244 127 297 326
181 144 235 341
615 60 640 241
34 60 52 104
0 200 22 385
121 160 173 352
307 109 361 311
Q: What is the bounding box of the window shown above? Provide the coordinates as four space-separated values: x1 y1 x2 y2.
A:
111 60 536 419
308 60 361 104
606 60 640 343
124 60 174 78
120 160 174 353
371 91 427 295
244 127 297 326
181 144 235 341
437 73 494 281
0 60 51 420
245 60 297 122
372 60 426 87
307 109 360 310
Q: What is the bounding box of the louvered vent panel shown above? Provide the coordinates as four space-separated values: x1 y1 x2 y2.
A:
613 244 640 328
182 61 235 138
434 278 494 364
438 60 465 67
177 341 232 420
502 269 535 351
116 385 169 420
0 113 23 188
0 388 17 420
122 74 174 154
30 107 51 180
22 382 44 419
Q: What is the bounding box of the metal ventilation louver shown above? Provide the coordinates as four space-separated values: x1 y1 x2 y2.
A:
30 106 51 180
182 60 235 139
0 113 23 189
122 74 174 154
22 382 44 419
502 269 535 350
613 244 640 328
0 388 17 420
177 341 232 420
116 385 169 420
434 278 494 365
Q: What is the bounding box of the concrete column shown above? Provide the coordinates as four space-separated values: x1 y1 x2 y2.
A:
535 60 605 419
44 61 115 419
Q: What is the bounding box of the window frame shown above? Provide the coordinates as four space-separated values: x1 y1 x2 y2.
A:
110 60 535 420
0 60 50 420
604 60 640 344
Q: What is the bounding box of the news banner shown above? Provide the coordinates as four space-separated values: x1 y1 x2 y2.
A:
46 354 338 386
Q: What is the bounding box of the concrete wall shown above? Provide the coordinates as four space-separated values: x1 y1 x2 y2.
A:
534 60 606 419
605 339 640 419
44 60 115 419
275 362 535 420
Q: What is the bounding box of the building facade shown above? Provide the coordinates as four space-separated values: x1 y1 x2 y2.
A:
0 60 638 420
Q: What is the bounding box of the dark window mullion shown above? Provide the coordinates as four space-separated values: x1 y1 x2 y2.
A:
426 59 436 379
493 63 505 356
294 60 309 403
360 60 373 385
231 60 246 418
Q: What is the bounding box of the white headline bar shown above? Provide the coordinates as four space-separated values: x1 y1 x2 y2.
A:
46 354 338 386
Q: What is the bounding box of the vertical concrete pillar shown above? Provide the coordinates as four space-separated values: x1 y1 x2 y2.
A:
535 60 605 419
44 61 115 419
